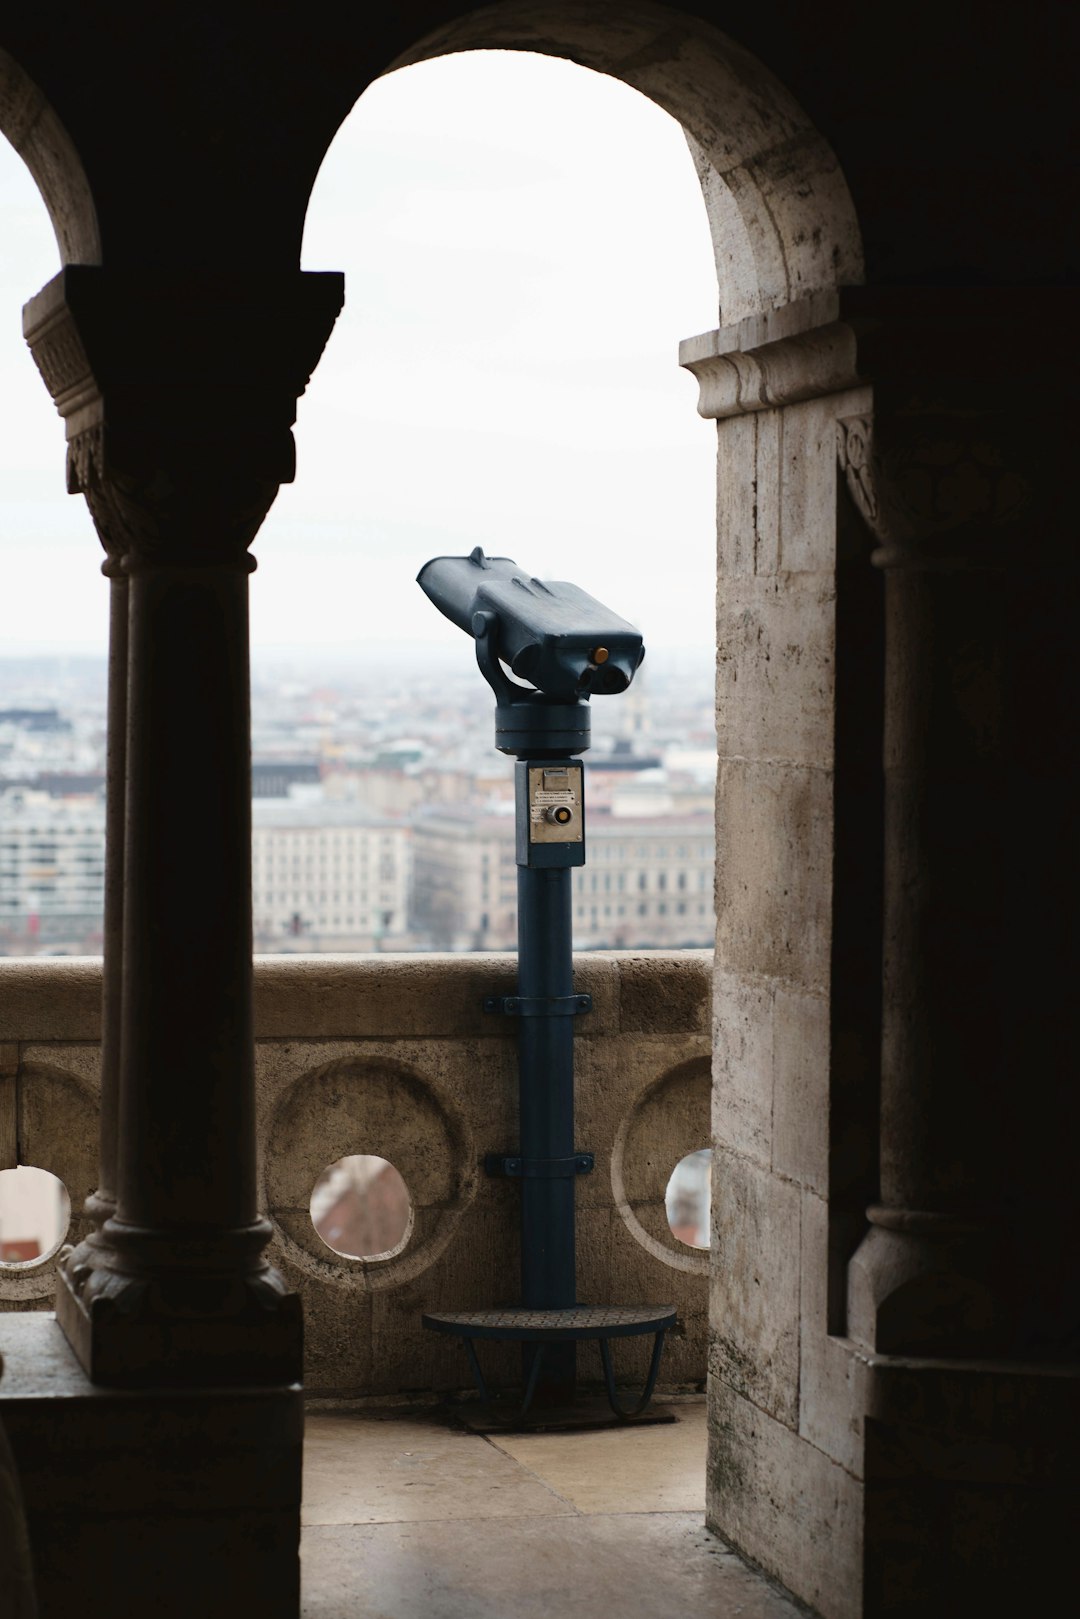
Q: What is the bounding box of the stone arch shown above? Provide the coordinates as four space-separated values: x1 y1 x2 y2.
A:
611 1053 711 1277
0 1061 99 1306
264 1052 477 1288
368 0 863 322
0 47 100 264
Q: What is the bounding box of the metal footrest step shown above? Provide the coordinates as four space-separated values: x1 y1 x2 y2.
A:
423 1304 676 1421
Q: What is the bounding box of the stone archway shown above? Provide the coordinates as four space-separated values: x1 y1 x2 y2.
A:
385 0 863 321
308 10 872 1611
0 49 99 264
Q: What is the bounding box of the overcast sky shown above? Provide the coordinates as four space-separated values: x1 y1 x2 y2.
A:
0 51 718 662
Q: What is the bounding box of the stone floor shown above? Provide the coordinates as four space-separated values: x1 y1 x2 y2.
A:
301 1398 802 1618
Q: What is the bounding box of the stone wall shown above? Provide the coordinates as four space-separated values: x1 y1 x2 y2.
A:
0 952 711 1397
684 298 875 1616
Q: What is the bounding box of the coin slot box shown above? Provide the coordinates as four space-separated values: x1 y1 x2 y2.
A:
515 760 585 867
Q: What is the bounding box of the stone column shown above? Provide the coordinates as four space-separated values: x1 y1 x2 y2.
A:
843 293 1078 1358
24 266 343 1385
95 556 126 1224
61 553 126 1257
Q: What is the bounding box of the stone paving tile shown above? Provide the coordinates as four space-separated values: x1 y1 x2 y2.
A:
302 1412 574 1526
486 1400 707 1514
301 1512 803 1619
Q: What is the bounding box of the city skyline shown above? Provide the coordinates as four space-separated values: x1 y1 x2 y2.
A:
0 644 716 957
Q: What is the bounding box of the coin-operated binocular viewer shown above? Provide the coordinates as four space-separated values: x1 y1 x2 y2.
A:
418 548 675 1423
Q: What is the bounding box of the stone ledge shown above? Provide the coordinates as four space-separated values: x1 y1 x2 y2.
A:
683 317 854 424
0 950 714 1043
0 958 103 1043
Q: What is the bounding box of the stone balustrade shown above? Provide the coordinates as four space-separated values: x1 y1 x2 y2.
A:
0 952 711 1396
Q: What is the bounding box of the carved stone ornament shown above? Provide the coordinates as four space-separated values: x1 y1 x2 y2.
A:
681 288 1055 568
23 264 344 568
835 414 877 528
75 442 281 571
835 407 1033 566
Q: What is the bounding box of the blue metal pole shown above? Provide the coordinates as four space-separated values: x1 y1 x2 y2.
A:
516 863 577 1310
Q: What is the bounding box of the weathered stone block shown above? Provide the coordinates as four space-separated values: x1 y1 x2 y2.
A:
616 952 711 1034
771 986 830 1194
716 572 836 769
709 1146 801 1426
0 960 102 1042
778 397 840 575
798 1187 868 1476
713 969 774 1169
753 409 782 576
0 1043 16 1171
575 1204 616 1303
607 1211 708 1390
708 1375 862 1619
716 411 758 577
863 1356 1080 1615
614 1052 712 1203
716 758 834 990
0 1315 303 1619
250 952 623 1042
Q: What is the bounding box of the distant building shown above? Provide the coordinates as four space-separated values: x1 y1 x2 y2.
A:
251 797 411 951
409 806 714 950
309 1155 411 1260
320 764 426 818
572 813 714 948
0 785 105 953
251 760 321 799
0 708 71 733
410 810 518 950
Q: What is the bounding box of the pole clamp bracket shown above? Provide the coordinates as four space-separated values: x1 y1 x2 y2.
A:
483 993 592 1017
485 1152 594 1178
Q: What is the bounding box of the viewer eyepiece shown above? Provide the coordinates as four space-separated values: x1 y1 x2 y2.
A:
416 546 644 703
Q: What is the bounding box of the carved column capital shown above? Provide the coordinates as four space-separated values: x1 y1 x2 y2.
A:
835 404 1034 567
833 287 1071 567
681 285 1072 569
23 265 344 566
30 266 343 1388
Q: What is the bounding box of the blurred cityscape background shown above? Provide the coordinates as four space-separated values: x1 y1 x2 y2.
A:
0 646 715 957
0 49 719 1267
0 644 716 1265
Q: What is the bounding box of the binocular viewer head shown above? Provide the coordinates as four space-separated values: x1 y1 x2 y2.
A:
417 548 645 703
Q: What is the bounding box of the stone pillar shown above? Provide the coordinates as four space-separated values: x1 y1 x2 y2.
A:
842 294 1078 1359
684 290 1079 1617
94 555 126 1225
55 552 126 1268
23 266 344 1386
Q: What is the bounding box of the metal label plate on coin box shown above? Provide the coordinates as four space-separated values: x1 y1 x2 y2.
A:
528 765 583 842
515 758 586 867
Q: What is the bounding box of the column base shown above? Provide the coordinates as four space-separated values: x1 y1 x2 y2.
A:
854 1211 1016 1359
56 1229 303 1388
1 1314 303 1619
708 1339 1080 1619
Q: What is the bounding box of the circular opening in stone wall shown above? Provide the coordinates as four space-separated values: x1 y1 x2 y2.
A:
0 1165 71 1266
665 1149 711 1249
310 1155 412 1261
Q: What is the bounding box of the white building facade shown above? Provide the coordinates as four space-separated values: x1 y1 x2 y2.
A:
409 808 714 951
0 785 106 953
251 799 411 951
573 815 714 948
